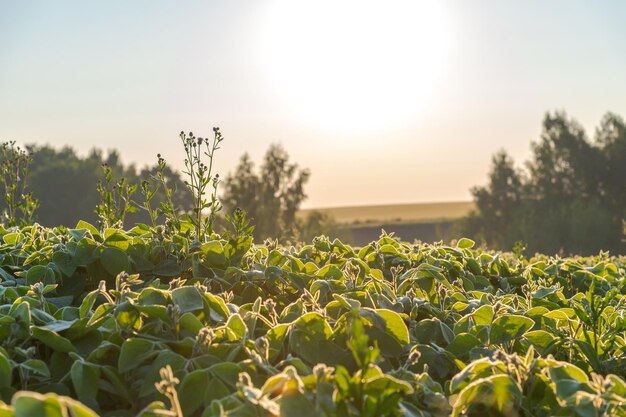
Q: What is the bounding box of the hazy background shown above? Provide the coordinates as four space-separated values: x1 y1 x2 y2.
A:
2 0 626 208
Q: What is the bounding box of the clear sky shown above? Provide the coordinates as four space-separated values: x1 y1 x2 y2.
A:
1 1 625 208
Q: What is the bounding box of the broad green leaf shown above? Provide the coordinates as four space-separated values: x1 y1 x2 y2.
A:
98 246 130 276
457 238 475 249
118 338 156 373
226 313 247 340
472 304 494 326
26 265 56 286
524 330 555 353
179 372 208 415
13 391 98 417
179 312 204 334
75 221 100 238
490 315 534 344
139 350 186 398
71 361 100 401
376 309 410 345
544 308 576 321
279 391 318 417
51 252 76 277
172 286 204 313
446 333 481 357
0 352 11 387
152 258 181 277
103 229 130 250
200 240 228 268
20 360 50 379
31 327 77 353
452 374 520 417
203 293 230 322
115 302 142 330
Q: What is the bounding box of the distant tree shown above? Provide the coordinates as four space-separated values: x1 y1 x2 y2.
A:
222 144 311 240
22 145 192 227
27 146 105 226
595 113 626 219
465 151 524 248
526 112 601 203
464 112 625 254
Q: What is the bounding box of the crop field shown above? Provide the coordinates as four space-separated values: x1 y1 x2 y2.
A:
0 222 624 416
298 202 474 225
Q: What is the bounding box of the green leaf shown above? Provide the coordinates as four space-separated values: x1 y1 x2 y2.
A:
200 240 228 268
139 351 186 398
98 246 130 276
554 379 594 399
79 291 98 319
19 360 50 378
30 327 77 353
26 265 56 286
289 312 335 365
118 338 156 373
365 374 413 395
71 361 100 401
0 352 11 388
226 313 247 341
14 393 64 417
203 293 230 322
209 363 244 388
279 391 318 417
13 391 98 417
524 330 555 354
172 286 204 313
75 221 101 238
103 229 130 250
179 312 204 334
490 315 534 345
51 252 76 277
152 258 181 277
179 374 208 415
457 238 475 249
446 333 481 357
452 374 520 417
115 302 142 330
375 309 410 345
472 304 494 326
414 318 454 346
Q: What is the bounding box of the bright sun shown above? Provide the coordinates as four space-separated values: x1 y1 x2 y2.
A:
261 0 449 134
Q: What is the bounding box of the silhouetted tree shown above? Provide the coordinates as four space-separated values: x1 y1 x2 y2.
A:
464 112 625 254
466 151 524 248
20 145 192 227
595 113 626 219
222 144 310 240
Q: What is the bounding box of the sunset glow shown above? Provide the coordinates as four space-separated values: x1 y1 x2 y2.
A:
261 0 449 134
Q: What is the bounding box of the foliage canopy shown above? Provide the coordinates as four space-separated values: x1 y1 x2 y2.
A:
465 111 626 254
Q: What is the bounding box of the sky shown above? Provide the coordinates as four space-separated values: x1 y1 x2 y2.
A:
1 1 625 208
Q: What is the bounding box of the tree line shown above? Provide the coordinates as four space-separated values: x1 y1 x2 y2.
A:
0 142 336 242
2 110 624 254
464 111 625 255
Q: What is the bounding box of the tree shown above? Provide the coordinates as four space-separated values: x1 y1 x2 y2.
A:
464 112 625 255
222 144 310 240
465 151 523 249
21 144 193 227
526 112 601 203
595 113 626 219
26 145 105 226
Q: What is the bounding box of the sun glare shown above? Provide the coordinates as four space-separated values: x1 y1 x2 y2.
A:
261 0 449 134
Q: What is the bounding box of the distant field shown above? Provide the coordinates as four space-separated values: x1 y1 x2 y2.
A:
298 201 474 225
